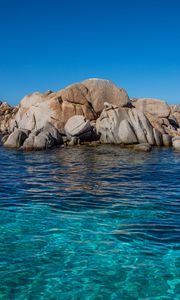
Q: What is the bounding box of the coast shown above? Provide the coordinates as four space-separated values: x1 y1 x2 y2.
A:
0 78 180 151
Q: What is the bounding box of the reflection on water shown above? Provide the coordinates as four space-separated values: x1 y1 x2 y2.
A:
0 145 180 299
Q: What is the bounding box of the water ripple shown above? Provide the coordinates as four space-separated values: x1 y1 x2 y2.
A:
0 145 180 299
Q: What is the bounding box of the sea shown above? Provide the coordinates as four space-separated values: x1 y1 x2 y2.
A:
0 145 180 300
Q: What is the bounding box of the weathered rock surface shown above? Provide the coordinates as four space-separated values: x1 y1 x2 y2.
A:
153 128 163 146
145 113 165 134
128 109 155 145
118 119 137 144
132 98 170 118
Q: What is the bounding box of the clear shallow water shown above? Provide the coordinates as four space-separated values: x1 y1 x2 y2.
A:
0 145 180 300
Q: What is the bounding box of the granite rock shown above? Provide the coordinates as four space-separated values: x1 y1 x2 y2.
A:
132 98 170 118
4 129 30 148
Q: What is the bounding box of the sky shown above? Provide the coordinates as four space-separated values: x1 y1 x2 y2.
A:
0 0 180 105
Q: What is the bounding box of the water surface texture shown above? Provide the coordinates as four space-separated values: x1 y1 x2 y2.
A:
0 145 180 299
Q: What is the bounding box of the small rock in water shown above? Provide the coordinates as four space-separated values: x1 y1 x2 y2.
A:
134 143 152 152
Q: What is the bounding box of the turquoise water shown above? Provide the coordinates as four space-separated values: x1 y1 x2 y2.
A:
0 145 180 299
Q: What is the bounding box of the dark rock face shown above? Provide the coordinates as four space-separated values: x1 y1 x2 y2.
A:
96 106 155 145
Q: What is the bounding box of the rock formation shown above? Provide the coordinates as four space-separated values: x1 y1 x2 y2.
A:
12 79 130 134
0 78 180 151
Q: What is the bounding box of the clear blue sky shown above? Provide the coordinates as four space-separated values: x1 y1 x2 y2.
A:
0 0 180 105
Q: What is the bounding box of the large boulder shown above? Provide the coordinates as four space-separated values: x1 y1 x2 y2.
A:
43 122 63 144
65 115 92 137
82 79 130 114
4 129 30 148
172 137 180 150
33 131 55 150
22 133 35 151
96 105 155 145
59 83 96 121
64 115 98 143
14 92 64 133
13 79 130 134
22 123 63 151
96 106 130 144
128 108 155 145
132 98 170 118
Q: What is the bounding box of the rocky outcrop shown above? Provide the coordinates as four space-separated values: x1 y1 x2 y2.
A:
1 78 180 151
13 79 130 134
